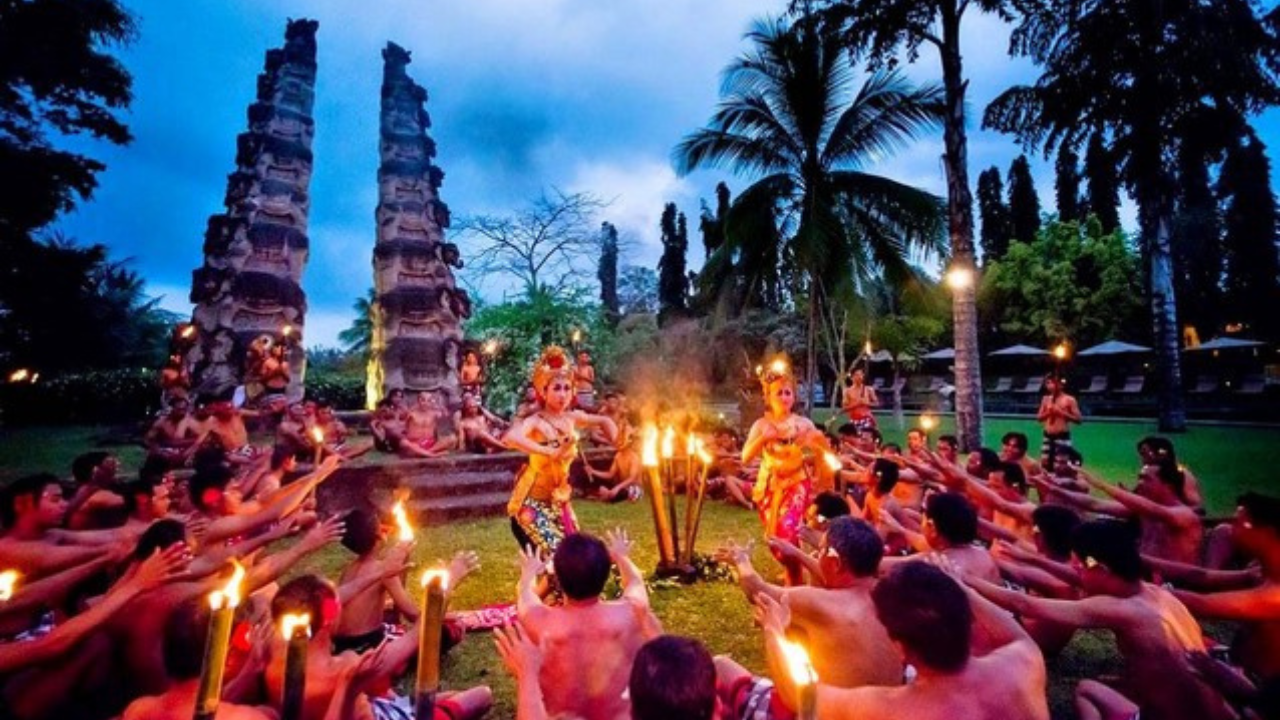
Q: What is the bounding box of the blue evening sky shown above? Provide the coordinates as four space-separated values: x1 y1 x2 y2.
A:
55 0 1280 347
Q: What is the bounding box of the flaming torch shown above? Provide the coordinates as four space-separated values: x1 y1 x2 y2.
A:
392 500 415 544
0 570 19 602
415 569 450 720
681 440 715 566
280 612 311 720
660 425 681 562
778 638 818 720
195 562 246 720
310 426 325 465
640 424 675 568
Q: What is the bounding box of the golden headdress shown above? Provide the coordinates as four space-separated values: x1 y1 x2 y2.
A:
757 357 795 392
530 345 576 398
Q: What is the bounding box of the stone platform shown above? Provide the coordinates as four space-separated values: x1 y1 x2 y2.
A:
314 448 614 524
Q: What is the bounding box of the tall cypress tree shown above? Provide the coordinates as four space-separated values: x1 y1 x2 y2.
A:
1055 145 1081 222
1219 136 1280 340
657 203 688 325
597 221 620 326
700 182 731 259
977 166 1012 264
1171 141 1223 340
1007 155 1042 244
1083 133 1122 234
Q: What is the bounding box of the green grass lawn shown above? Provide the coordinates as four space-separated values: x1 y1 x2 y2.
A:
1 416 1278 718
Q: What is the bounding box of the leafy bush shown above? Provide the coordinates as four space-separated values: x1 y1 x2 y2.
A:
1 368 159 425
304 366 366 410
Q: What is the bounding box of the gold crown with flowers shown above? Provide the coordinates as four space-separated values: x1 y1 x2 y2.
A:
757 357 795 391
530 345 576 397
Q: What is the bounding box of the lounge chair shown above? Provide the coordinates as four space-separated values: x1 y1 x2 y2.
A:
1116 376 1145 394
1080 376 1108 394
990 377 1013 393
1236 375 1266 395
1189 376 1219 394
1016 377 1045 394
871 377 885 390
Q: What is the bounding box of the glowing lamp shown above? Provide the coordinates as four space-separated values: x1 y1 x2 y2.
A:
945 266 974 290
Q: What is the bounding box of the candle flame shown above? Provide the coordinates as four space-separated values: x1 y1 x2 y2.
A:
823 452 843 473
392 501 414 543
7 369 29 383
0 570 19 601
209 561 246 610
641 424 659 468
778 638 818 686
660 425 675 460
920 414 937 431
280 613 312 640
420 568 450 591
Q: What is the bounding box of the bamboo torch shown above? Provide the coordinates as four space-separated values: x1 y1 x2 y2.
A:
640 424 675 567
280 612 311 720
660 425 680 562
194 562 245 720
823 451 844 495
681 432 698 564
779 638 818 720
682 441 715 565
414 569 450 720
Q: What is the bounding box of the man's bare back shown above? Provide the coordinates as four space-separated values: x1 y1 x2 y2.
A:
788 583 901 687
528 600 653 720
123 680 277 720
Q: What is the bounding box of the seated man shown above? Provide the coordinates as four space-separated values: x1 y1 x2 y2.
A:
0 473 121 577
199 401 261 465
755 561 1048 720
455 393 509 454
369 399 406 454
883 492 1001 584
401 392 449 458
1137 436 1203 511
119 457 176 534
999 432 1040 481
717 517 901 689
314 404 373 461
1174 492 1280 682
517 530 661 720
264 575 491 720
186 454 340 546
964 519 1233 720
145 398 200 468
276 402 315 457
960 461 1036 544
121 596 277 720
64 451 125 530
496 627 720 720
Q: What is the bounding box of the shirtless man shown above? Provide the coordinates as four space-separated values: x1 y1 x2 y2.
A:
1037 375 1082 471
455 393 509 454
960 462 1036 544
200 401 261 465
716 517 901 689
905 428 929 460
264 574 491 720
1137 436 1204 512
517 530 661 720
145 398 200 468
999 432 1040 480
936 434 960 466
315 405 373 460
0 474 120 578
842 369 879 433
1046 460 1203 565
187 455 340 546
159 353 191 404
574 351 596 409
963 519 1233 720
1174 492 1280 681
120 457 175 533
460 351 484 393
884 493 1001 584
122 597 277 720
64 451 125 530
401 391 447 457
756 561 1048 720
276 402 314 456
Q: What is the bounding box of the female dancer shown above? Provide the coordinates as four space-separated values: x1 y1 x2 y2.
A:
742 360 828 585
504 346 617 555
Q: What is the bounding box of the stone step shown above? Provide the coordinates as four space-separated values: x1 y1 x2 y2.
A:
409 491 509 524
402 471 512 499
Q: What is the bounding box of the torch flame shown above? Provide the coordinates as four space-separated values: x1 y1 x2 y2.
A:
769 359 788 376
572 329 582 343
778 638 818 686
823 452 843 473
1053 343 1069 360
180 325 196 339
482 339 498 355
280 613 312 640
392 501 414 543
686 432 697 456
210 561 246 610
0 570 19 602
920 414 937 431
7 369 29 383
310 427 324 444
420 568 450 591
695 439 714 466
660 426 675 460
641 424 659 468
282 325 293 337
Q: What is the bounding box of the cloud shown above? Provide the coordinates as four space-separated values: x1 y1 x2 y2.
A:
566 156 698 267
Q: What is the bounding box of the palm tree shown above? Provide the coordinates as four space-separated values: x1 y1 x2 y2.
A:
673 16 947 411
338 288 376 356
984 0 1280 431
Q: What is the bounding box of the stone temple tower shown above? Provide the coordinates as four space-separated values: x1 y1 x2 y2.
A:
368 42 470 407
187 19 318 401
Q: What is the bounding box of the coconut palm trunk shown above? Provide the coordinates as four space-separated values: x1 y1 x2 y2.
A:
940 15 983 451
1139 193 1188 431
